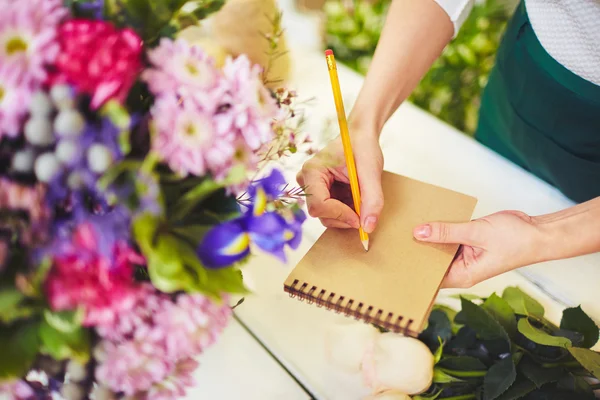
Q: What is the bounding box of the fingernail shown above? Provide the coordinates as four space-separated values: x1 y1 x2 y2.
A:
363 216 377 233
414 224 431 239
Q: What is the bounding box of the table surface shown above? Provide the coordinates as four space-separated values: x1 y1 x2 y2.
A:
192 3 600 398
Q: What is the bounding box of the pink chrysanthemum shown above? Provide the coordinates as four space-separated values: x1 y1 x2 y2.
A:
0 0 66 84
151 94 235 177
0 63 30 138
95 286 231 398
45 221 145 326
0 380 34 400
143 38 220 98
218 55 281 151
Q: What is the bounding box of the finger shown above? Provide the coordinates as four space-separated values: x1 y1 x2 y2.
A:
296 171 305 187
302 168 360 228
319 218 353 229
413 221 481 246
354 150 384 234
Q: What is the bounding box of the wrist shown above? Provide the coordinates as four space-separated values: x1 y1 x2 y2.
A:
348 109 384 139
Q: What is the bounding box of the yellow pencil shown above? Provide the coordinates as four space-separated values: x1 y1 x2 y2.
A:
325 49 369 251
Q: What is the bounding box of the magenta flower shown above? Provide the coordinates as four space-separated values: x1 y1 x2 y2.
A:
0 0 66 84
151 94 235 177
0 63 30 139
45 220 145 326
143 38 220 98
51 20 143 109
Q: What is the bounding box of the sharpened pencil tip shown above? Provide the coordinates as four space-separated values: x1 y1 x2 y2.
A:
362 239 369 252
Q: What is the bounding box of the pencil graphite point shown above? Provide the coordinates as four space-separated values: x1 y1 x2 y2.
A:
362 239 369 252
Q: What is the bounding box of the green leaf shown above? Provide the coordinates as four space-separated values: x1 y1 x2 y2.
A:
517 319 572 348
419 309 453 353
484 357 517 400
438 356 488 371
204 267 249 296
432 304 458 322
557 373 595 399
170 179 223 221
433 338 444 364
188 0 226 20
560 306 599 349
568 347 600 380
0 288 24 315
133 212 160 254
495 377 536 400
461 297 510 353
170 224 211 246
39 319 90 364
43 309 84 334
451 293 484 301
0 321 41 383
146 234 191 293
483 294 517 338
502 287 544 320
518 356 564 388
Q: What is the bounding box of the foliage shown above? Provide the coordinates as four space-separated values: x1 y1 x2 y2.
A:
324 0 513 135
415 287 600 400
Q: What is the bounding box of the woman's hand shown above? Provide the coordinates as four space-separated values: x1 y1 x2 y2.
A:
413 210 550 288
297 131 384 233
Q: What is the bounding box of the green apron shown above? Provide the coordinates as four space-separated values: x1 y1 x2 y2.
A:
475 0 600 203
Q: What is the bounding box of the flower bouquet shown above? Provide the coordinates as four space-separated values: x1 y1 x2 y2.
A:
0 0 310 399
326 287 600 400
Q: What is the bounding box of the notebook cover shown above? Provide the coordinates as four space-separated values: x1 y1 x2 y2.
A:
283 171 478 337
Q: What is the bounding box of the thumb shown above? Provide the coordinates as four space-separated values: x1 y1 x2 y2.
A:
413 221 479 246
355 151 384 234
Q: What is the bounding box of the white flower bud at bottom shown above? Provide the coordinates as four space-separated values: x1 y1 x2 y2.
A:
25 117 54 146
363 390 412 400
87 144 113 174
66 360 87 383
60 383 85 400
56 140 79 164
34 153 61 183
362 333 434 395
324 319 379 373
50 84 74 110
12 149 36 173
30 91 53 117
54 110 85 137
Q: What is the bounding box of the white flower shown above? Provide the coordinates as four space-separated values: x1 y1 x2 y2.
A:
324 319 379 373
361 332 434 395
363 390 412 400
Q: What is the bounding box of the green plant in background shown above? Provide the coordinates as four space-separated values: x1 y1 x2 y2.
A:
324 0 512 135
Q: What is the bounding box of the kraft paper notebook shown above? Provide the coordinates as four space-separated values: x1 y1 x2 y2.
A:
284 171 478 337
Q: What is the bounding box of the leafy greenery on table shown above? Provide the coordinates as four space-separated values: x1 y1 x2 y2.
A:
415 287 600 400
324 0 511 135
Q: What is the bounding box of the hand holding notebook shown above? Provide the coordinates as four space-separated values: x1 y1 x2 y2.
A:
284 171 477 337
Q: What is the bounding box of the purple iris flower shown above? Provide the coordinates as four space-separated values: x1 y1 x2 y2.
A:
247 169 286 201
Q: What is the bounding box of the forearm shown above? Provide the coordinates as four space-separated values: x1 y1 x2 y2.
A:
535 196 600 262
348 0 454 134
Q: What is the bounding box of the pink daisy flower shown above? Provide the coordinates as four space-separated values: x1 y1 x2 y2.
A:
219 55 281 151
151 94 235 177
0 0 67 84
143 38 220 98
0 63 30 139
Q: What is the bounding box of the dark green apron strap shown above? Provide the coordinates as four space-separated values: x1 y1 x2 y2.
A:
476 0 600 203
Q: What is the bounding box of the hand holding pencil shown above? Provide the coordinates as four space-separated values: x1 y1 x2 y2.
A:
296 49 385 249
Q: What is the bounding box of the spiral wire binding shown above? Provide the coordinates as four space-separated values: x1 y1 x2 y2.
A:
284 279 416 337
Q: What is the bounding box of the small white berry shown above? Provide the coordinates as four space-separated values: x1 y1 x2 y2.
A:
29 91 53 117
56 140 79 164
50 84 74 110
54 110 85 137
60 383 85 400
87 144 113 174
66 361 87 383
12 149 36 173
67 172 84 190
34 153 61 183
24 117 54 146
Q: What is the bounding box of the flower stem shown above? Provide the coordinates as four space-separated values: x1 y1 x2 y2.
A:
440 395 476 400
540 361 581 368
438 368 487 378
